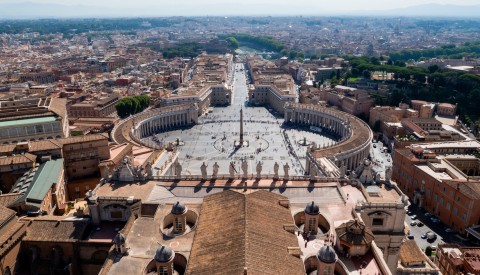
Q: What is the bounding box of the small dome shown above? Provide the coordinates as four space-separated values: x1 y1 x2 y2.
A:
304 201 319 215
113 233 125 245
154 245 175 263
317 245 337 264
171 201 187 215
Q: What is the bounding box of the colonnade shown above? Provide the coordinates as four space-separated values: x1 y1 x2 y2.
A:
285 103 373 174
285 108 350 138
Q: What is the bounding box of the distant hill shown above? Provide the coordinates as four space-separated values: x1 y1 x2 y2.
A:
359 3 480 17
0 2 479 19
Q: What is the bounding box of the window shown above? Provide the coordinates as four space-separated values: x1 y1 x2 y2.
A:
453 207 458 215
175 218 183 232
308 218 316 232
446 203 451 210
462 213 467 221
372 218 383 226
434 194 438 201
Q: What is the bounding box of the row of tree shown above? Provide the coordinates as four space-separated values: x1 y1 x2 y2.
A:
219 33 284 52
389 41 480 61
348 56 480 124
115 95 150 118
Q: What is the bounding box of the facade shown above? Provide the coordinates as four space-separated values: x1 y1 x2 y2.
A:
356 183 408 273
323 85 375 117
248 84 296 114
8 159 66 215
68 93 120 118
17 219 89 275
0 207 26 275
393 141 480 234
435 244 480 275
0 97 69 144
59 134 111 180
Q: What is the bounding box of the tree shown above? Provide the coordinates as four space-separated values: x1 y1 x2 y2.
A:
363 70 371 79
425 246 433 256
115 95 151 118
428 64 440 74
225 36 239 49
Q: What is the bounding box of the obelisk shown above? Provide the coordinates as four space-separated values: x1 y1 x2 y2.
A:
240 108 244 144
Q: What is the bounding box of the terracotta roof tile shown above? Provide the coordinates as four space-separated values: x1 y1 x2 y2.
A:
400 240 426 265
23 219 88 242
185 190 304 275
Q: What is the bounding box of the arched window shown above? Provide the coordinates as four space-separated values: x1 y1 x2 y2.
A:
4 267 11 275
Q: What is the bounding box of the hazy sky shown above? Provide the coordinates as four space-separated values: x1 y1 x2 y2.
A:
2 0 480 10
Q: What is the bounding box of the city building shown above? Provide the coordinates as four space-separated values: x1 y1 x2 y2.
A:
392 141 480 234
435 244 480 275
8 159 66 215
68 93 120 118
0 97 69 144
0 206 26 275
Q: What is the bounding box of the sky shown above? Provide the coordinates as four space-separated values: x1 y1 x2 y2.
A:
1 0 480 11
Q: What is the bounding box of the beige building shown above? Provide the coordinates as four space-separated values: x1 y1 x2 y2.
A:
68 93 120 118
0 97 69 144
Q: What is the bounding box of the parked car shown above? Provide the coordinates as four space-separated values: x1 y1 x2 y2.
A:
421 233 427 239
426 231 437 241
411 215 417 220
431 246 437 250
407 233 415 239
445 228 455 233
425 212 432 217
417 222 424 227
410 221 417 226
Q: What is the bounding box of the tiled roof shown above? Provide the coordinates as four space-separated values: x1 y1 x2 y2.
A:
29 139 62 152
10 159 64 207
23 219 88 242
58 133 109 145
185 190 304 275
400 240 426 265
336 219 374 246
0 193 22 207
0 206 16 229
0 153 36 166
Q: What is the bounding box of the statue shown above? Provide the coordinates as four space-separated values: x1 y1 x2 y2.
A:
385 166 393 182
200 162 208 179
229 161 236 178
212 162 220 178
145 161 153 179
273 162 279 179
103 165 110 179
339 164 346 178
241 159 248 178
175 161 182 178
283 163 290 178
256 161 262 178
